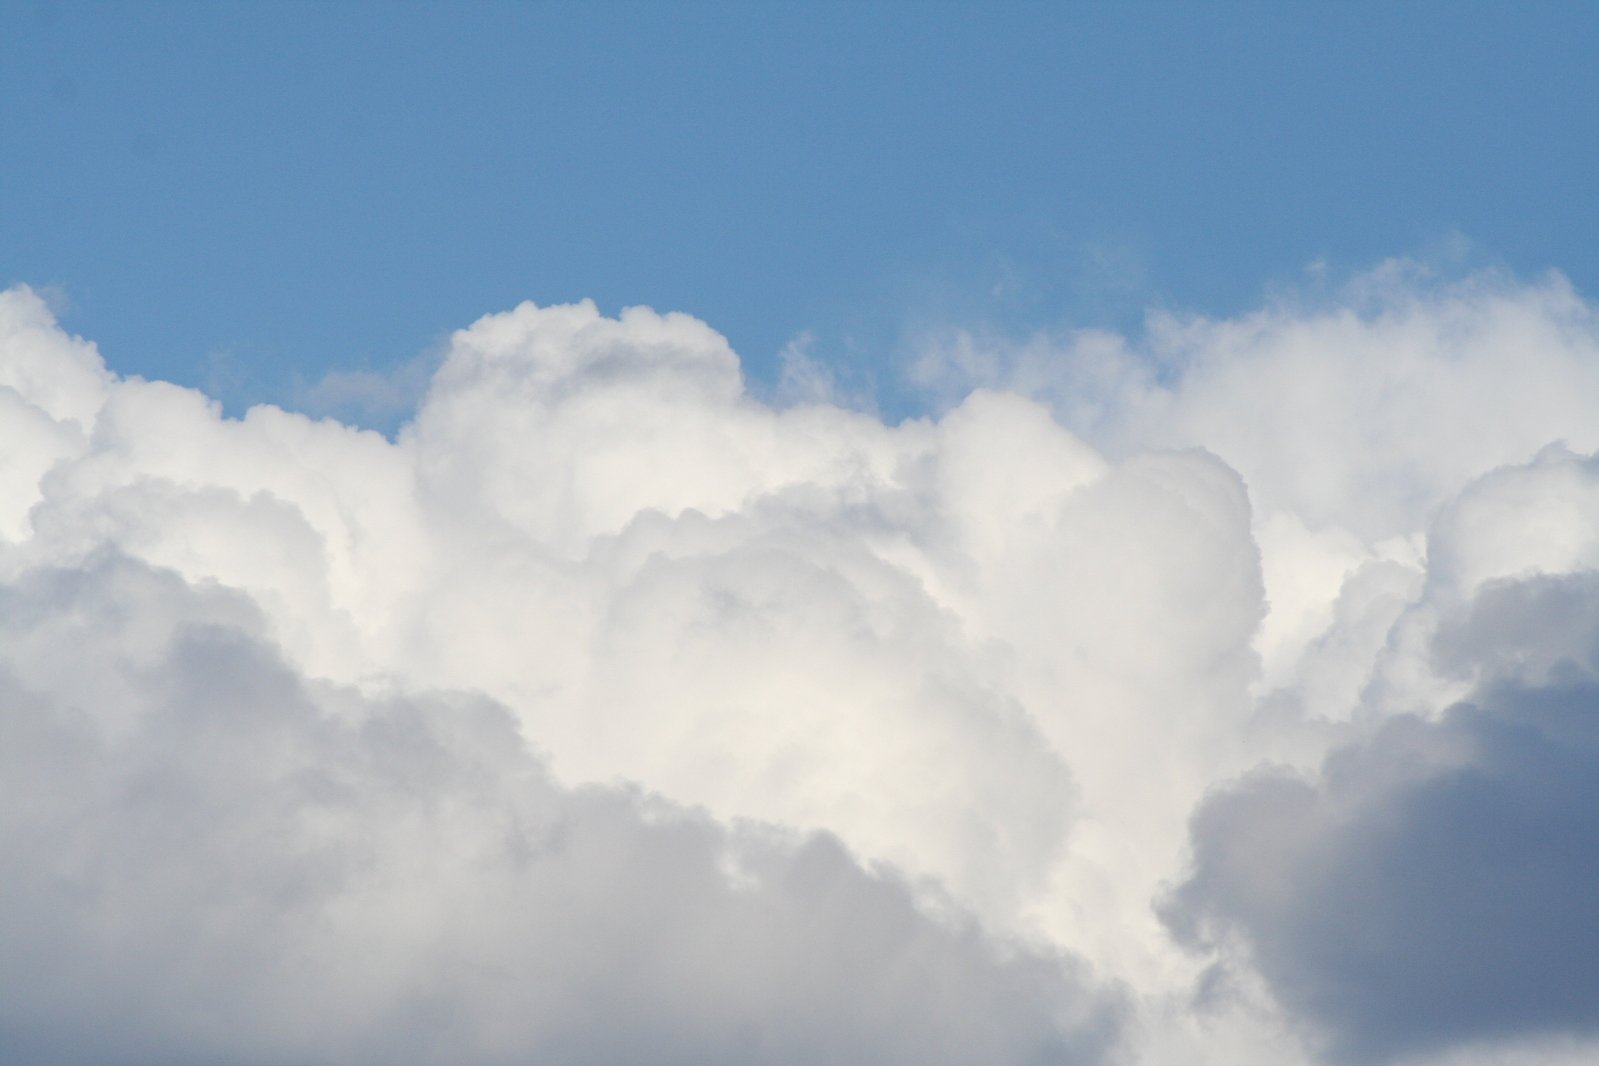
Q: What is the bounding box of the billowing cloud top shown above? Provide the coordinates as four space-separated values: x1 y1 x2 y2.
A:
3 267 1599 1066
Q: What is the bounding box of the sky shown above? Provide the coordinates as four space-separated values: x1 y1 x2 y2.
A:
5 2 1599 415
4 4 1599 1066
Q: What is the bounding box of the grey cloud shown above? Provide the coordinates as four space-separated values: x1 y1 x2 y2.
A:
1164 572 1599 1064
0 555 1123 1066
1431 573 1599 687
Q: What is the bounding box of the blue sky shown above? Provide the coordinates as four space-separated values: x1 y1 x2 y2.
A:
4 1 1597 414
11 7 1599 1066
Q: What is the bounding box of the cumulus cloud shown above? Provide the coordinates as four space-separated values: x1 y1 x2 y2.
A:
911 264 1599 706
1164 583 1599 1064
1164 447 1599 1065
5 263 1599 1066
7 289 1266 943
0 553 1122 1066
912 263 1599 541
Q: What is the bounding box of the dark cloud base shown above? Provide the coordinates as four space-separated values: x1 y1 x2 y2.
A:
1166 574 1599 1065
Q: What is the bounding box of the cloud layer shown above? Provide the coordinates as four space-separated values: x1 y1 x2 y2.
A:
3 264 1599 1065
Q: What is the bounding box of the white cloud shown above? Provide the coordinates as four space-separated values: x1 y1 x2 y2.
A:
914 264 1599 540
5 263 1599 1065
0 555 1121 1066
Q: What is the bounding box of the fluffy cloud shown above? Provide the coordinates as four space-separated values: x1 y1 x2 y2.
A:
1164 449 1599 1065
7 290 1265 943
4 264 1599 1066
1165 583 1599 1064
0 553 1122 1066
913 264 1599 542
913 265 1599 706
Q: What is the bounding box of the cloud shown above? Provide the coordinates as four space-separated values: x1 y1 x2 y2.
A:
4 289 1270 951
0 553 1122 1065
912 263 1599 719
7 263 1599 1066
1163 454 1599 1064
1164 630 1599 1063
911 263 1599 544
